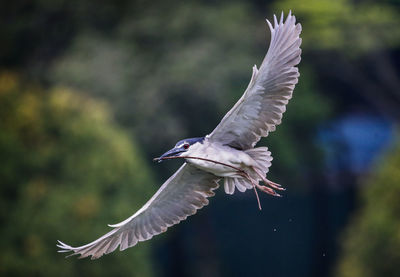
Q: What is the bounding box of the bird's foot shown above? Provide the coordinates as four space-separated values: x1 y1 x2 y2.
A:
256 184 282 197
264 178 285 191
251 166 286 193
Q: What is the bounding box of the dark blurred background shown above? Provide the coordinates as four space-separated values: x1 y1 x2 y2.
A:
1 0 400 276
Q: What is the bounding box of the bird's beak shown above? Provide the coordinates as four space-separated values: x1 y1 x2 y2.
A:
153 147 184 163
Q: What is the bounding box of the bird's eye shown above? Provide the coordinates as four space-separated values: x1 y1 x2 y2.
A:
183 143 189 149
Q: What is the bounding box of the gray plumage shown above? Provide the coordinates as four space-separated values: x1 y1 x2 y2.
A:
58 164 218 259
209 12 301 149
57 11 302 259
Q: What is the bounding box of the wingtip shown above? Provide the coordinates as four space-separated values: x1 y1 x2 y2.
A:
273 14 278 27
266 19 273 31
56 240 69 248
56 240 79 258
275 10 299 26
270 11 297 29
286 10 293 24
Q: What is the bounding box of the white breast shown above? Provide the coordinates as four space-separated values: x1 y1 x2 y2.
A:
182 139 254 177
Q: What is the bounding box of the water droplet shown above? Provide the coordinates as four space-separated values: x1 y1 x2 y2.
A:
273 228 277 232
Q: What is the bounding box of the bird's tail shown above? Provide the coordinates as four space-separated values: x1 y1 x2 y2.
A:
223 147 273 195
245 147 273 176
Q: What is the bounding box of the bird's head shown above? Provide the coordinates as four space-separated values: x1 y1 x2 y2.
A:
154 137 205 162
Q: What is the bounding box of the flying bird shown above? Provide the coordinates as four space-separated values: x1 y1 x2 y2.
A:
57 11 302 259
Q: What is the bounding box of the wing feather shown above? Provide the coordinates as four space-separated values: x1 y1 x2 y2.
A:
57 163 219 259
209 11 302 149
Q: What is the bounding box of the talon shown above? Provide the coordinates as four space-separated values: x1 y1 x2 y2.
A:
269 183 286 191
252 167 286 193
266 179 281 186
265 179 286 190
265 179 285 191
256 184 281 197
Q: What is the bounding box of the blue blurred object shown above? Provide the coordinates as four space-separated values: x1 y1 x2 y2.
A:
318 112 394 178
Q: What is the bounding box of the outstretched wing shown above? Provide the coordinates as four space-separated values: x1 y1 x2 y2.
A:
57 163 219 259
208 11 302 150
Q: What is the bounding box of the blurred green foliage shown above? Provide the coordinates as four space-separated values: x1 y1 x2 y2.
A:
49 2 264 149
0 72 154 276
277 0 400 55
335 140 400 277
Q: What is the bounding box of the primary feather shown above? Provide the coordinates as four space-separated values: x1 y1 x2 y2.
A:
57 164 219 259
209 11 302 150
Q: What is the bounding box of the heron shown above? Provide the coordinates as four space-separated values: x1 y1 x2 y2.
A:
57 11 302 259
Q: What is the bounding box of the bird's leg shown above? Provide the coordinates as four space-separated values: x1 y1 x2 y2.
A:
253 184 262 211
237 172 262 211
155 155 264 210
253 167 286 192
255 184 282 197
265 178 284 190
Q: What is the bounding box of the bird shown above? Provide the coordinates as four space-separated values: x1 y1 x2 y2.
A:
57 11 302 260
